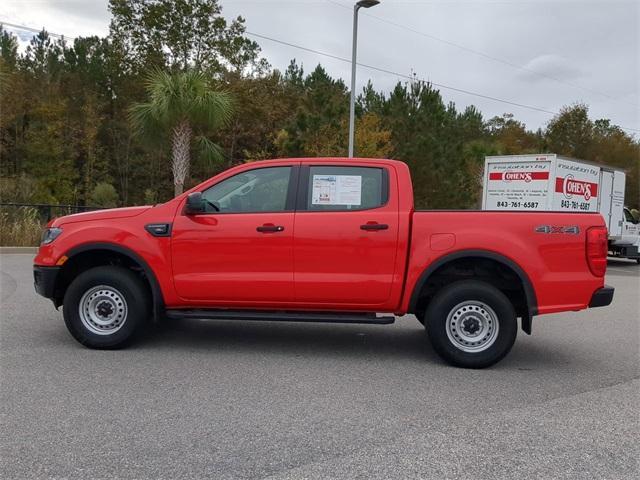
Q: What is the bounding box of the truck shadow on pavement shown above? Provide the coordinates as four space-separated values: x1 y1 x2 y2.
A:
135 317 570 369
142 318 438 362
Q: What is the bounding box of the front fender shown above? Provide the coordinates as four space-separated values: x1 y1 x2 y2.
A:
34 211 180 309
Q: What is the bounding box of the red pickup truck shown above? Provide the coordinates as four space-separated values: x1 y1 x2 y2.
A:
34 158 613 368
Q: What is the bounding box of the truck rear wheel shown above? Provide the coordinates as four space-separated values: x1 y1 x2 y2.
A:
63 266 149 349
424 280 517 368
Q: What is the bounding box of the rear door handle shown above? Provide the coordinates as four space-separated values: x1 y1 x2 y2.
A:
257 224 284 233
360 223 389 231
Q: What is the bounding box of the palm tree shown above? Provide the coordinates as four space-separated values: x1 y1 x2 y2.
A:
129 70 233 196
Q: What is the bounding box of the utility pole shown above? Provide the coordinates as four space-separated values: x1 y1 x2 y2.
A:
348 0 380 157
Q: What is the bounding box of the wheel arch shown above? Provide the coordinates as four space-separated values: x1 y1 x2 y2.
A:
56 242 165 320
408 249 538 333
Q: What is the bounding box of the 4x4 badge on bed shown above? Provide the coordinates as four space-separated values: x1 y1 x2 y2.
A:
535 225 580 235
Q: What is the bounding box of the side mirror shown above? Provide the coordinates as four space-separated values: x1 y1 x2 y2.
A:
185 192 205 215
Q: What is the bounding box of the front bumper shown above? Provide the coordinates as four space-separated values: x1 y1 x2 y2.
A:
589 285 614 308
34 265 60 300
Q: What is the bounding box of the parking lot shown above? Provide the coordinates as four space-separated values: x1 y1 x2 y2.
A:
1 253 638 479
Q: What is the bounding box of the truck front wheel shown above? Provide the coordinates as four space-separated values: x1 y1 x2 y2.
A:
63 266 149 349
424 280 517 368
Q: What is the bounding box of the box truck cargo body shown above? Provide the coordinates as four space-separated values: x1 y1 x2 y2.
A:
482 154 639 261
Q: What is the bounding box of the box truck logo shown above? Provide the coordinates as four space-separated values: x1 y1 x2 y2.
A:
556 175 598 201
489 171 549 183
504 172 532 182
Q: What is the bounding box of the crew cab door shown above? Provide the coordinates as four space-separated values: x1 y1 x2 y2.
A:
171 165 297 304
293 164 399 307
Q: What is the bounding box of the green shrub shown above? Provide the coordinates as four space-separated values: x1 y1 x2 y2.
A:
144 188 158 205
89 182 119 208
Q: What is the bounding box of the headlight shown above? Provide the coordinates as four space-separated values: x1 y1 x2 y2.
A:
41 227 63 245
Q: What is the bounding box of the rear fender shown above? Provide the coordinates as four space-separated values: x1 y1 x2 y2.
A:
407 249 538 331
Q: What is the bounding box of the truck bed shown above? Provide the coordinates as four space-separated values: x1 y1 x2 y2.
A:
404 210 606 315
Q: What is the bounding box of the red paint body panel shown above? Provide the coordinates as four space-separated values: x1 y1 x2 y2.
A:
171 211 295 303
34 157 607 317
292 159 403 310
35 200 182 306
400 211 605 315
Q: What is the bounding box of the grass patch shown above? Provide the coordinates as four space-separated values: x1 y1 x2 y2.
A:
0 207 43 246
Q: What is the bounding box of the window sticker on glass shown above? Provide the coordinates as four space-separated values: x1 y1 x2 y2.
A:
312 175 362 205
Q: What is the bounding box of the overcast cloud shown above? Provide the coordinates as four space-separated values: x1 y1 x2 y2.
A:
1 0 638 133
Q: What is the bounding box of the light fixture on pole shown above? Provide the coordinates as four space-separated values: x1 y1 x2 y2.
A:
348 0 380 158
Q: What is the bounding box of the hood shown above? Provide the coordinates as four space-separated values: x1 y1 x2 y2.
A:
52 206 152 226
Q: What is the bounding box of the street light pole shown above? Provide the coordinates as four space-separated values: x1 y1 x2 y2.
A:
348 0 380 158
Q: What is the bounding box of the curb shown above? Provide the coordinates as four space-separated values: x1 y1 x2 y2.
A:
0 247 38 254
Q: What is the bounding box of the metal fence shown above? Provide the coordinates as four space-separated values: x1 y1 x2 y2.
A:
0 203 105 222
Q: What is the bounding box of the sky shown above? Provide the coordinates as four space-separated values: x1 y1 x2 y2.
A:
1 0 638 134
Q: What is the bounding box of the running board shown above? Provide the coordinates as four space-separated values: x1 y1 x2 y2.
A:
165 309 396 325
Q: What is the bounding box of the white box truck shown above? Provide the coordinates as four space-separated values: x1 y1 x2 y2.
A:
482 153 640 262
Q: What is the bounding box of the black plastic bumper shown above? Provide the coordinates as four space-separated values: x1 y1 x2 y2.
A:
34 266 60 300
589 285 614 308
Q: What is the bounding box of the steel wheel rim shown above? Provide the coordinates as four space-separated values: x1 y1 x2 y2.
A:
446 300 499 353
78 285 128 335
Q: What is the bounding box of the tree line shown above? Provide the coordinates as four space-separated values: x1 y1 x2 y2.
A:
1 0 638 210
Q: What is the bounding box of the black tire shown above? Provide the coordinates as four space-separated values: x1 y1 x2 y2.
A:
63 266 150 349
424 280 517 368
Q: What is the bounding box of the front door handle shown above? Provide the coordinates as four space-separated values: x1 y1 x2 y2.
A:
360 223 389 231
257 224 284 233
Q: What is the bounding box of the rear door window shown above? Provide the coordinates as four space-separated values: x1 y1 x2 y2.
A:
304 166 386 211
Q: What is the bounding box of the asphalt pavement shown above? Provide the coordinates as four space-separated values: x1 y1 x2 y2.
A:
1 254 638 479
